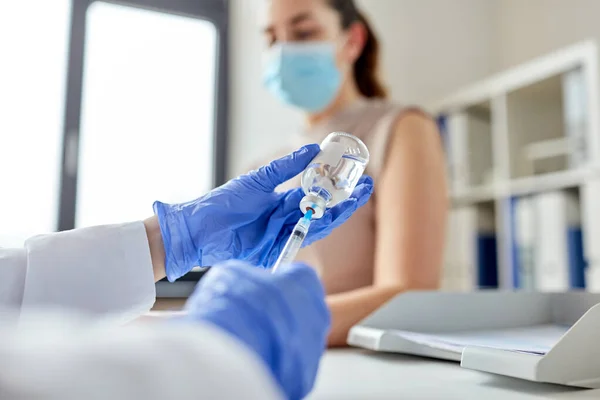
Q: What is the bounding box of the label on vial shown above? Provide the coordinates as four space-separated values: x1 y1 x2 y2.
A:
314 142 345 167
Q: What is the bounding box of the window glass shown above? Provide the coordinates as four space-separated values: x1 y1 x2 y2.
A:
76 2 217 227
0 1 71 246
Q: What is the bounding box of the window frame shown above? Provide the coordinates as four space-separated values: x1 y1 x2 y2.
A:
57 0 229 293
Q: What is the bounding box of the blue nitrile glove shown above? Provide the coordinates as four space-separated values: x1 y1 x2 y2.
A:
183 260 330 400
154 144 374 282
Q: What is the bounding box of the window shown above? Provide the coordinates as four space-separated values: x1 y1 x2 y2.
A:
76 2 218 227
0 0 228 249
1 0 228 285
0 1 72 247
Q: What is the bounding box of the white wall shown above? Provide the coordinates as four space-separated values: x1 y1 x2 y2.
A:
228 0 497 177
355 0 496 106
494 0 600 71
228 0 303 177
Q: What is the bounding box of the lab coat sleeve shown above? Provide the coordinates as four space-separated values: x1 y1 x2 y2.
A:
0 222 156 322
0 248 28 309
0 312 284 400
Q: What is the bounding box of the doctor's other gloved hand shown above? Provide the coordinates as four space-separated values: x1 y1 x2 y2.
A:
154 144 373 282
183 260 329 400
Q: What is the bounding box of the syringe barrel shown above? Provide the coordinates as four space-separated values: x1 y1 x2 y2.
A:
272 216 311 273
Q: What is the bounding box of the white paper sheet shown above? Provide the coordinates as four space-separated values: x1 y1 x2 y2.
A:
388 324 570 355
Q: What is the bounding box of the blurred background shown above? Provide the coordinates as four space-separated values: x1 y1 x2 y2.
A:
2 0 600 292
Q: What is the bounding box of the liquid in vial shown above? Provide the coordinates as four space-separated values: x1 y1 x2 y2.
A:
299 132 370 219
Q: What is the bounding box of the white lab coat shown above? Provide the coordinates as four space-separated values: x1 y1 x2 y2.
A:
0 222 283 400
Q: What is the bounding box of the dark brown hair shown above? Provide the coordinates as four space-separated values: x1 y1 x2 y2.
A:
327 0 388 98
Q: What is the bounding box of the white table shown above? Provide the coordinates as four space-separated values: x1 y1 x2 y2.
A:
309 349 600 400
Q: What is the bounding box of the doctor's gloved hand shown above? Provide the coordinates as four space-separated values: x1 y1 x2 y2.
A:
183 260 330 400
153 144 373 282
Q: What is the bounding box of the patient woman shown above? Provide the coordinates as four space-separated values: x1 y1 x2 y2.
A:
259 0 448 346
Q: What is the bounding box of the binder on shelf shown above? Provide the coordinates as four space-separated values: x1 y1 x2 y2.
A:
512 196 536 290
476 233 498 289
562 67 588 168
507 197 519 289
442 208 476 291
447 112 469 194
533 191 586 291
436 114 448 149
436 114 453 186
588 264 600 293
581 180 600 291
348 291 600 388
441 207 498 291
475 205 498 289
567 227 586 288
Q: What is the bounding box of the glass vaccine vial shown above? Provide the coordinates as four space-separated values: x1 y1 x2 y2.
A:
300 132 370 219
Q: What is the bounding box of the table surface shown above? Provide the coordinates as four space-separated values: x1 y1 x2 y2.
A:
149 305 600 399
308 349 600 400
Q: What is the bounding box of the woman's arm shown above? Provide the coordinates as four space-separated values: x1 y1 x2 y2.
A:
144 216 167 281
327 111 448 347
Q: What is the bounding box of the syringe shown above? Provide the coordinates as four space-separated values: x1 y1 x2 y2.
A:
271 209 314 273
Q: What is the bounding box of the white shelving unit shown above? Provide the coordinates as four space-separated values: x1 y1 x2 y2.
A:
430 40 600 290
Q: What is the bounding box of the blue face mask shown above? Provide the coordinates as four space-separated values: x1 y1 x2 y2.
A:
262 42 342 113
